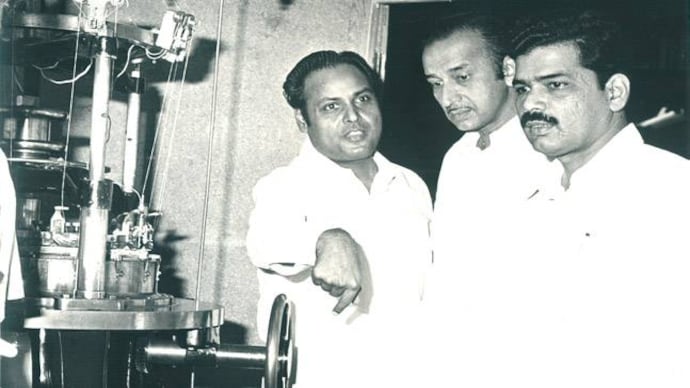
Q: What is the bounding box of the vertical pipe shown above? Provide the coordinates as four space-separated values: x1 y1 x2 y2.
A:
195 0 225 307
38 329 50 386
77 36 113 299
192 3 225 387
123 65 144 194
102 331 110 388
89 37 112 183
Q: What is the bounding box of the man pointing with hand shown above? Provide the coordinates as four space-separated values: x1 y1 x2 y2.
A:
247 50 432 388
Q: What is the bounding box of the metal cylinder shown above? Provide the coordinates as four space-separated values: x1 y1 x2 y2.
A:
37 245 79 297
142 338 266 370
89 36 113 182
215 345 267 369
104 254 160 296
77 36 114 299
76 179 113 299
123 67 143 193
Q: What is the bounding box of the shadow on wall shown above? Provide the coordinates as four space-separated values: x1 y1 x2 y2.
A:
153 231 262 387
155 229 187 296
139 38 224 84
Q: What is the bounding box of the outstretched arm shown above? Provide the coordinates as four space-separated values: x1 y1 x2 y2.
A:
246 172 319 277
312 228 372 314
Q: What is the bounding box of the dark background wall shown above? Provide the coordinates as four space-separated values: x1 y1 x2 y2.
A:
379 0 689 195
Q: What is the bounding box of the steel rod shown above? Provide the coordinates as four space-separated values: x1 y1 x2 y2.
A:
194 0 225 307
77 36 113 299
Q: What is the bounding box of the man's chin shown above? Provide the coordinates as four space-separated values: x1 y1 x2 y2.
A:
344 142 376 155
333 151 377 166
450 119 477 132
531 141 562 159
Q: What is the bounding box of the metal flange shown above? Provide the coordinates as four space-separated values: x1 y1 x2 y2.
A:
136 294 296 388
265 294 296 388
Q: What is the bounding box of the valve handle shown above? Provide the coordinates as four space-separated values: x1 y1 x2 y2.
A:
264 294 295 388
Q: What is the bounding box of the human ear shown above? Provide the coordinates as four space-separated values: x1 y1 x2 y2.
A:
605 73 630 112
294 109 308 133
502 56 515 86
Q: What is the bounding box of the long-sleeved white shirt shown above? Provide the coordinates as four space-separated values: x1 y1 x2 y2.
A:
430 115 550 275
0 150 24 321
427 124 690 387
246 139 432 387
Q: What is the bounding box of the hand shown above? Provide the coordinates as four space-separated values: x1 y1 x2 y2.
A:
312 229 372 314
0 338 17 358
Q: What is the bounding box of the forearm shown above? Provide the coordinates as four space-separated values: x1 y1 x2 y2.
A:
247 217 318 272
246 178 321 275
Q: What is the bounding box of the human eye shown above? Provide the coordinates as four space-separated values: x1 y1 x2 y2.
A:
547 81 568 90
358 93 373 103
513 84 529 95
454 73 470 82
321 102 339 112
426 78 442 88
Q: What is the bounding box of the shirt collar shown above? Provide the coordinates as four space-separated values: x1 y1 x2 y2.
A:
492 116 524 143
295 138 404 188
568 123 641 188
535 123 641 197
462 115 527 150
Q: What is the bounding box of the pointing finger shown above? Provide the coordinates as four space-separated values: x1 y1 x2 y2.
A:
332 287 361 314
329 286 345 297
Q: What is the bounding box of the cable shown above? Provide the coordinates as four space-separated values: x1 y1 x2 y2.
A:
145 47 167 60
142 62 176 207
61 0 85 208
35 58 93 85
116 44 137 78
109 2 119 104
153 35 193 213
12 69 24 94
32 59 61 70
147 59 178 209
195 0 225 308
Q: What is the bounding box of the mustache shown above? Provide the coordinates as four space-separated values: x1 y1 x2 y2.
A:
520 111 559 127
445 103 470 114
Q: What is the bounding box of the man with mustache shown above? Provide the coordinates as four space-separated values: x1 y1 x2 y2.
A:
420 14 551 290
246 50 432 387
442 9 690 386
418 19 560 379
418 14 556 385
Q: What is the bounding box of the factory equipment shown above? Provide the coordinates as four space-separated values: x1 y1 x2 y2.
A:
1 0 295 386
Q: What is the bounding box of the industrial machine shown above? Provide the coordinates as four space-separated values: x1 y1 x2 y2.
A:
0 1 295 386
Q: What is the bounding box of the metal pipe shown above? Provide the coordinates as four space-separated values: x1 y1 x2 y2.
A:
194 0 225 308
215 345 266 369
77 180 112 299
123 65 144 194
89 36 112 183
142 339 266 369
77 36 113 299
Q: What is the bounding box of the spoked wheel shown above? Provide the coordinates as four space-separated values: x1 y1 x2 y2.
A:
264 294 296 388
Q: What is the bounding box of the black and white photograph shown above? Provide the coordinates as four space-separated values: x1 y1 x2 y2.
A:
0 0 688 387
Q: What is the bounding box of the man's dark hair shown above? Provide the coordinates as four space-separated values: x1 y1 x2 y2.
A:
422 13 509 79
282 50 383 113
510 9 628 89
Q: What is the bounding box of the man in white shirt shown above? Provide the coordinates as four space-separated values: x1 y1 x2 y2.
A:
0 150 23 358
438 10 690 386
421 14 550 284
246 50 432 388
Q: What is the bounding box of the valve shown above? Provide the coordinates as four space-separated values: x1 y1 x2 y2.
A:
136 294 296 388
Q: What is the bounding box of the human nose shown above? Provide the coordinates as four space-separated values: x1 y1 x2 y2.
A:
519 86 546 112
437 82 460 108
343 102 359 123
